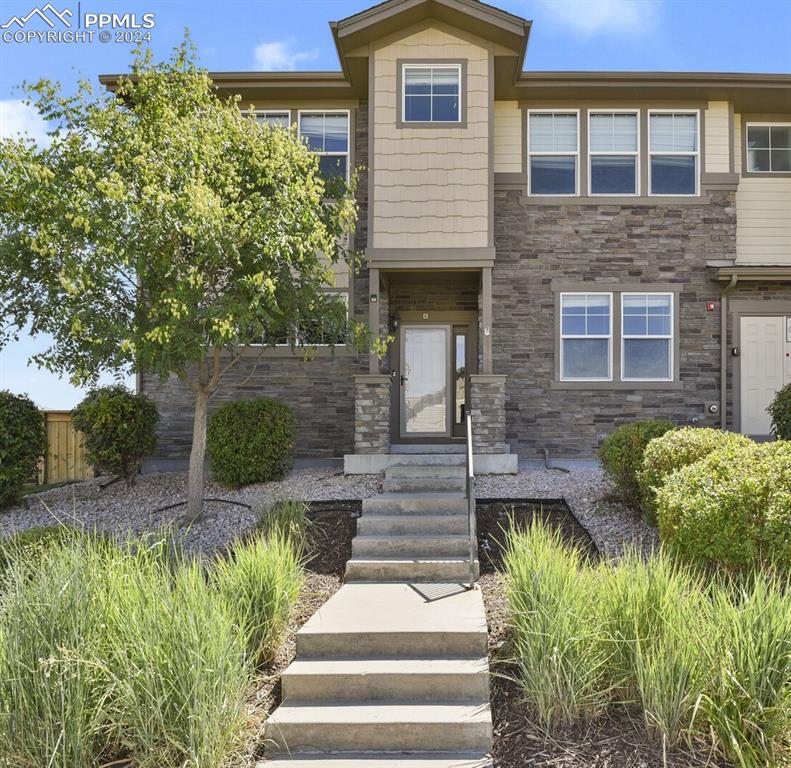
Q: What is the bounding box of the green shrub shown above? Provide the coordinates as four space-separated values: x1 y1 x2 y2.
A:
207 398 296 488
598 419 675 509
212 531 304 665
71 385 158 483
0 390 46 510
638 427 752 524
656 441 791 571
504 518 610 728
769 382 791 440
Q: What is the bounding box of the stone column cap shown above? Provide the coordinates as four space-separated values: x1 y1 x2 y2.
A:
469 374 507 384
354 374 391 384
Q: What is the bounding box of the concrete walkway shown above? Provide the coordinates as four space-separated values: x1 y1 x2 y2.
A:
262 458 492 765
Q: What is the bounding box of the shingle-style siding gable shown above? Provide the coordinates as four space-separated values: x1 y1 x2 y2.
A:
372 24 490 249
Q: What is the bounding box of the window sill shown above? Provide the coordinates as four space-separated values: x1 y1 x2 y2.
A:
519 195 709 206
550 380 683 391
239 345 357 359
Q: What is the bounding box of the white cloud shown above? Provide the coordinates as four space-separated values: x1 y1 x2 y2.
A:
0 99 50 146
535 0 659 37
253 39 320 71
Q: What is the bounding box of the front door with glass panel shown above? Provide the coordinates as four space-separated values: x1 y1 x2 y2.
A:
400 325 452 438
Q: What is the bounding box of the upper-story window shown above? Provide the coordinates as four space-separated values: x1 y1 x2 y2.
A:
298 111 350 180
402 65 461 123
746 123 791 173
648 111 699 196
528 111 579 196
589 111 639 195
256 111 290 129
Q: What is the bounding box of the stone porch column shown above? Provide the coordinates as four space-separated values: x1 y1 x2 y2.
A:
469 374 507 454
353 374 391 454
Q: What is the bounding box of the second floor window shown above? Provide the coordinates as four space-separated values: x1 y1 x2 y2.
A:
298 111 349 180
256 111 290 129
528 111 579 196
649 111 699 195
746 124 791 173
589 111 639 195
402 65 461 123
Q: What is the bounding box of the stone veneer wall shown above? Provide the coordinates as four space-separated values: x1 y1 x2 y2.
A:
354 375 391 453
469 375 507 453
493 190 741 459
141 103 372 461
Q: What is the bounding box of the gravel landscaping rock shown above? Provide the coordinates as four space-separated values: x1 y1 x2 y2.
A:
2 468 656 560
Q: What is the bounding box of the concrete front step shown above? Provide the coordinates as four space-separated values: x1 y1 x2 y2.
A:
296 583 488 659
352 534 469 558
391 444 467 454
346 556 479 582
357 515 469 536
264 702 492 753
389 454 467 466
259 755 491 768
362 493 468 516
384 477 467 493
282 658 489 702
386 465 467 479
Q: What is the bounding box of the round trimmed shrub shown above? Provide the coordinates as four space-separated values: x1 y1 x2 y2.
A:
656 441 791 571
638 427 753 524
71 385 158 484
207 398 297 488
598 420 675 509
0 391 46 510
768 383 791 440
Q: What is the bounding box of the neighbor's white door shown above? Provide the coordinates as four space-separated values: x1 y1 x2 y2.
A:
740 316 787 436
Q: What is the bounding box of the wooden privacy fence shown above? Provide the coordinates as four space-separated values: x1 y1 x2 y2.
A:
37 411 94 484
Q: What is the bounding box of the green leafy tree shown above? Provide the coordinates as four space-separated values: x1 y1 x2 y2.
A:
0 40 371 519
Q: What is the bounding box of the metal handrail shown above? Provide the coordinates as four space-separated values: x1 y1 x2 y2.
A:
464 410 476 590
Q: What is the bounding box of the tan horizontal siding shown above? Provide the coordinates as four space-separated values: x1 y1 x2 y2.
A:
736 176 791 264
372 24 490 250
494 101 521 173
704 100 730 173
734 113 742 174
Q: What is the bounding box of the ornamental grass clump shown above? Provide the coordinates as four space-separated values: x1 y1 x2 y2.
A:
504 518 611 728
212 530 304 665
0 525 304 768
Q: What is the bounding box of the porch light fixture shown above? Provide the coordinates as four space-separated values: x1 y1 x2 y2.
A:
370 294 378 303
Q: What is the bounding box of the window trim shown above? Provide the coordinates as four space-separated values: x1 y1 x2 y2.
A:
559 291 613 382
744 121 791 175
254 110 291 127
647 109 701 197
587 109 640 197
620 292 674 382
400 62 463 125
297 109 351 182
527 109 581 197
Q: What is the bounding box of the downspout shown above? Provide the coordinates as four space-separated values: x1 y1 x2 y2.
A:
720 274 738 430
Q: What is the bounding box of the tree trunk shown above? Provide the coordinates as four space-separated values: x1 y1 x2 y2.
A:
186 387 210 522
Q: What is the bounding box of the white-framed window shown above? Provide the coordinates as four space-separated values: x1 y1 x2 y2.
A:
560 292 612 381
589 110 639 195
622 293 673 381
746 123 791 173
255 111 291 129
528 111 580 196
270 290 349 347
402 64 461 123
298 110 350 180
648 110 699 196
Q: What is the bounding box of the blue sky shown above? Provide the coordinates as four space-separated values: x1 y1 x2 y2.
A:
1 0 790 408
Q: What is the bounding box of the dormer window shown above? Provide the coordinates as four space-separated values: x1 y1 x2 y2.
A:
402 64 461 123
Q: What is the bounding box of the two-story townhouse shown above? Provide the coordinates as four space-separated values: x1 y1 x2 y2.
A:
101 0 791 471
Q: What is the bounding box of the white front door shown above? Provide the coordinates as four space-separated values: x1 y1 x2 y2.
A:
740 316 789 436
400 325 451 438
